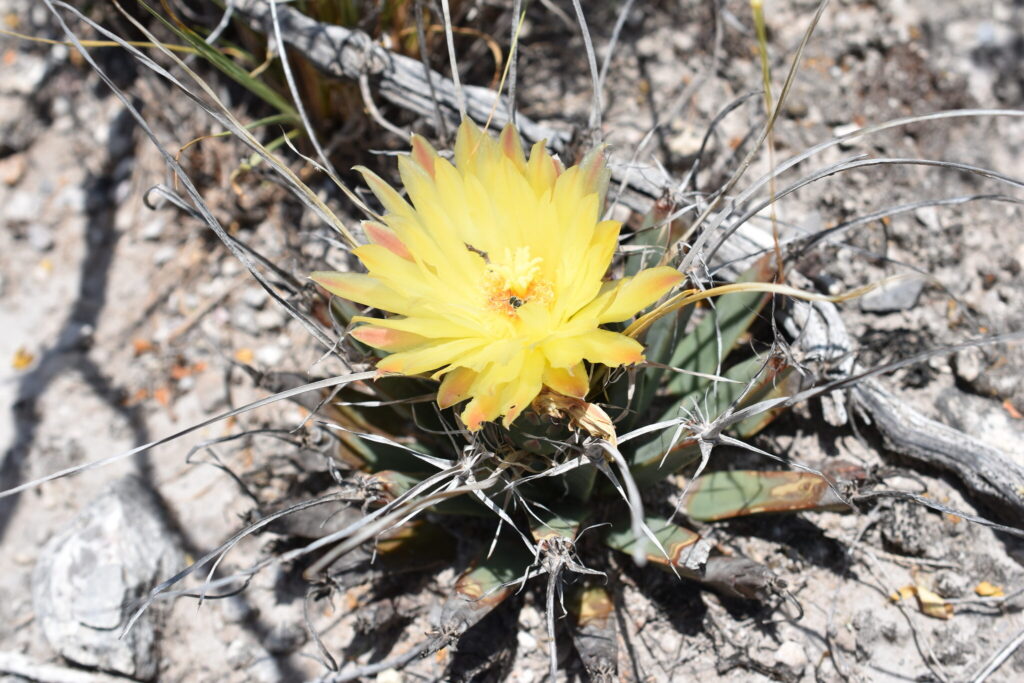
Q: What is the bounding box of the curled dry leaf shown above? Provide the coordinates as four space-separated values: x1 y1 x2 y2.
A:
890 584 954 620
974 580 1005 597
531 389 617 445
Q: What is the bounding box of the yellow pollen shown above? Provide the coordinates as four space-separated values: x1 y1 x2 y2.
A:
484 247 553 316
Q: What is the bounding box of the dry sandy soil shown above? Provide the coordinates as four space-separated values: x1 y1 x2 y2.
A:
1 0 1023 681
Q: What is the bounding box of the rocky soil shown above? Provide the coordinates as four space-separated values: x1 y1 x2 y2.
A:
1 0 1023 681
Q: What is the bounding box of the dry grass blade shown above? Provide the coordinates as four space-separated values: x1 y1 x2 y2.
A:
266 0 344 178
969 625 1024 683
569 0 602 132
439 0 465 117
677 0 832 275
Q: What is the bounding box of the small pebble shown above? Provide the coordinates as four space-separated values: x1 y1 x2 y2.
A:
249 656 283 683
774 640 808 676
221 595 255 623
516 630 537 650
833 123 861 149
141 218 166 241
153 245 176 266
0 153 27 185
232 305 260 336
242 287 269 309
221 258 242 276
2 53 48 96
261 620 306 655
256 345 284 367
859 276 926 313
518 604 542 629
27 225 54 252
256 309 284 331
6 192 35 223
226 638 251 668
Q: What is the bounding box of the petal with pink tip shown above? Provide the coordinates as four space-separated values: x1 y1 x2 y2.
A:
362 220 412 260
376 338 483 376
310 271 411 314
499 124 527 171
578 144 612 205
438 366 476 408
410 135 439 177
461 392 500 431
454 118 485 172
525 139 557 195
349 325 426 352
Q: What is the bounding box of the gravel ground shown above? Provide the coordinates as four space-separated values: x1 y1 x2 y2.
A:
1 1 1023 681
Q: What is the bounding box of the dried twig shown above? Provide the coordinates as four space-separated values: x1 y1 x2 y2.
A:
0 651 128 683
969 625 1024 683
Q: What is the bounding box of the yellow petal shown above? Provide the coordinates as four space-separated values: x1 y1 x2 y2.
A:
351 315 482 342
350 325 426 352
311 271 411 314
397 155 480 277
355 166 415 220
377 338 484 375
499 351 545 425
578 144 611 205
461 393 500 431
454 118 485 173
362 220 412 260
499 123 527 172
544 329 644 369
354 244 428 292
542 362 589 399
557 220 620 317
410 134 438 177
595 266 683 323
458 358 522 430
438 366 477 408
526 139 558 195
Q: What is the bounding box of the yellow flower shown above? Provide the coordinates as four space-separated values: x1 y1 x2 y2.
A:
312 120 682 431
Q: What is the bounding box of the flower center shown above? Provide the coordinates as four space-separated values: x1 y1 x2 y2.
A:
483 247 553 317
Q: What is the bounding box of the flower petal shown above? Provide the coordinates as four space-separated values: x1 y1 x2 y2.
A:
410 134 438 177
461 393 500 431
355 166 415 221
351 314 482 341
499 352 545 425
595 266 683 323
350 324 425 352
377 338 484 375
362 220 412 260
578 144 611 205
526 139 558 195
544 329 644 368
311 271 411 314
454 118 486 173
499 123 527 171
542 362 589 399
438 366 476 408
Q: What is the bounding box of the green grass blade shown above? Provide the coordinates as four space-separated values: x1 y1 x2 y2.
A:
139 1 299 119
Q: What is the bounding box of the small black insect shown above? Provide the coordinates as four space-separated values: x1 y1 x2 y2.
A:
508 296 524 308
